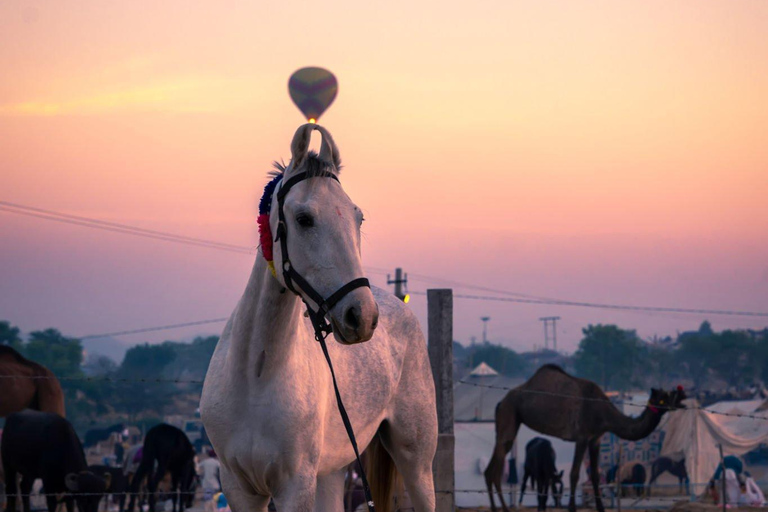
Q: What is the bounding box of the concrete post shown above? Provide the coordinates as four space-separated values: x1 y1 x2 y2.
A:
428 289 455 512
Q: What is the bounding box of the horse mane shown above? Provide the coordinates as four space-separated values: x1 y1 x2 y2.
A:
270 151 341 179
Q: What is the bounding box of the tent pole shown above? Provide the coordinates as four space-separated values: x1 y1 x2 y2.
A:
718 444 726 512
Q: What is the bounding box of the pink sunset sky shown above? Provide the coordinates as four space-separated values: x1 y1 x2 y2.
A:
1 1 767 355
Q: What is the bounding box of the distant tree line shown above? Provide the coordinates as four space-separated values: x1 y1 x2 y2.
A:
455 321 768 392
0 320 217 431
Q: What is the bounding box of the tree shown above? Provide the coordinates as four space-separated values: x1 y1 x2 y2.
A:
573 324 648 391
676 321 725 389
25 328 84 378
709 330 758 388
113 343 177 420
0 321 23 351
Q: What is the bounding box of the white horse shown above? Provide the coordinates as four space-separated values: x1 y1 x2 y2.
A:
200 124 437 512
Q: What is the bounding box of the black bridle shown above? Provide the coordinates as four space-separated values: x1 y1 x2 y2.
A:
273 169 376 511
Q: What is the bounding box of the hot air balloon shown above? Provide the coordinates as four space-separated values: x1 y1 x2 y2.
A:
288 67 338 123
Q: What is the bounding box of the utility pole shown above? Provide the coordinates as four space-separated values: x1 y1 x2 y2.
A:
387 268 410 303
481 317 491 344
539 316 560 351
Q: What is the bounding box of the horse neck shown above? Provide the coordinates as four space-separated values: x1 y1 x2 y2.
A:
227 255 306 377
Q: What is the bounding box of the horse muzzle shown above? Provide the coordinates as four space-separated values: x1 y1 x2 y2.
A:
331 288 379 344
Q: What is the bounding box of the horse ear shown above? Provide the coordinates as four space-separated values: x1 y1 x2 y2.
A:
289 123 316 171
65 473 79 491
313 125 341 171
103 472 112 491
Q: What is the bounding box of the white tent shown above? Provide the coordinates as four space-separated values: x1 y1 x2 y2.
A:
661 399 768 486
469 362 499 377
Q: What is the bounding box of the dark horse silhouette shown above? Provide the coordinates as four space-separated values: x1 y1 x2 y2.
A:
127 424 196 512
648 456 689 495
607 462 646 497
519 437 564 511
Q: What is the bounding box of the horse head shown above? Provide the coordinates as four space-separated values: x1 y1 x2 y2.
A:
552 469 564 508
65 470 110 512
267 124 379 344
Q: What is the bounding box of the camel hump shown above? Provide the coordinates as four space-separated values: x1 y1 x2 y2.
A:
538 363 567 375
0 345 34 366
0 345 51 375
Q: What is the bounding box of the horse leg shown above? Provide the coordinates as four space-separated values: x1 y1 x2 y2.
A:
587 440 604 512
313 470 345 512
536 478 545 512
19 475 33 512
170 471 179 512
377 393 438 512
519 469 529 506
568 441 587 512
147 462 167 512
4 464 17 512
219 466 269 512
128 461 152 512
271 473 317 512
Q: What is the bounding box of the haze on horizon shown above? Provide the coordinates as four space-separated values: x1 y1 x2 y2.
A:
1 1 767 354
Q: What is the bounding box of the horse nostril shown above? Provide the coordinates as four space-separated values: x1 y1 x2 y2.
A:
371 310 379 330
344 306 361 330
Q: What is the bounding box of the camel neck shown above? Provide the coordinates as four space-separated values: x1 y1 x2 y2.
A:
604 404 664 441
227 255 306 379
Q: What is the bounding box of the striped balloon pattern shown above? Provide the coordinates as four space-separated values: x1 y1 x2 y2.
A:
288 67 338 122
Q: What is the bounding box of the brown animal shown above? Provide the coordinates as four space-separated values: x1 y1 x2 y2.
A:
0 345 65 417
484 364 686 512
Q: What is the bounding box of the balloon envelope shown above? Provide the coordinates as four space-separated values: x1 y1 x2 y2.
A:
288 67 338 122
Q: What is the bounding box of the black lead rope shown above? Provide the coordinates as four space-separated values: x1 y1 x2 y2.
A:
274 169 376 512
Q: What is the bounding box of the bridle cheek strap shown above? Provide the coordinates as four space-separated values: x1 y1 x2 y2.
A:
273 170 370 342
272 168 376 512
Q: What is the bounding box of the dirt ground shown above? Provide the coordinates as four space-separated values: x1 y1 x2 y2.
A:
456 506 768 512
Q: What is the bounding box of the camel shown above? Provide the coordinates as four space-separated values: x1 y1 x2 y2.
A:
484 364 686 512
0 345 65 417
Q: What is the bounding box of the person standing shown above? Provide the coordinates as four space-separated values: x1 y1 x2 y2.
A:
198 450 221 512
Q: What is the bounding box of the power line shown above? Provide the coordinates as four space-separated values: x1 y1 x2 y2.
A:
79 318 230 340
0 201 255 254
410 291 768 318
4 199 766 319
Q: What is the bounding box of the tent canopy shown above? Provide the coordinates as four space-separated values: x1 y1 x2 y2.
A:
661 399 768 486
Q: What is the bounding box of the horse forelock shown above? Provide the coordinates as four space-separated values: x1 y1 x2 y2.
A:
270 151 341 179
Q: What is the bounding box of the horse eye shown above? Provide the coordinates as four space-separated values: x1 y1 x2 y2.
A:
296 213 314 228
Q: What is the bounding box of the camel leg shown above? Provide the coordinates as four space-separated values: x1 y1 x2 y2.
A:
313 470 345 512
587 440 605 512
568 441 587 512
485 423 518 512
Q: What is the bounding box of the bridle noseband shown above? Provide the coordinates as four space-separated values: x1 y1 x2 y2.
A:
273 169 370 341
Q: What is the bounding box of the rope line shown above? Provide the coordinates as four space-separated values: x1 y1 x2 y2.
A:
410 292 768 318
4 199 766 319
0 203 255 255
